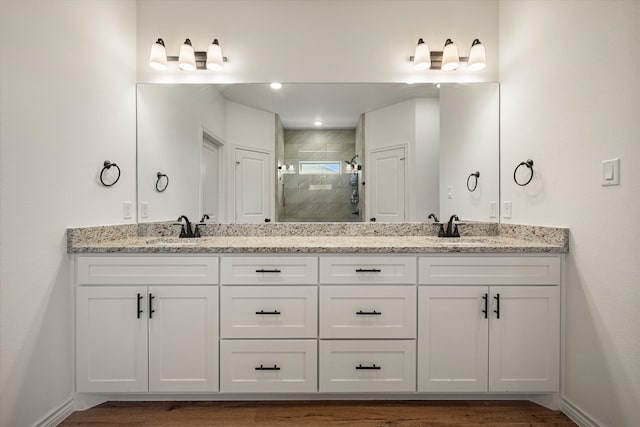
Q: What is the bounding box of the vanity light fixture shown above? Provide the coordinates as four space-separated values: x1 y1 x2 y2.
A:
441 39 460 71
178 39 197 71
409 38 485 71
270 82 283 90
149 39 168 70
206 39 224 71
313 120 323 126
148 37 228 71
467 39 486 71
413 38 431 70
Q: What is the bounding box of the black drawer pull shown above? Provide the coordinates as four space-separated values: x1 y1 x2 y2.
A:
356 364 381 370
148 293 155 319
355 268 381 273
493 293 501 319
136 293 143 319
482 293 488 319
356 310 382 315
255 268 282 273
255 364 280 371
256 310 281 315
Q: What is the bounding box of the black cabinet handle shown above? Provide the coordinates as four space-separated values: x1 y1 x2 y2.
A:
255 268 282 273
356 310 382 315
137 293 143 319
355 268 381 273
256 310 281 315
355 364 381 370
482 293 488 319
255 364 280 371
149 293 155 319
493 293 500 319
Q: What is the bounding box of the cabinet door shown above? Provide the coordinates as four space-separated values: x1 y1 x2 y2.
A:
148 286 219 392
76 286 148 392
489 286 560 392
418 286 489 392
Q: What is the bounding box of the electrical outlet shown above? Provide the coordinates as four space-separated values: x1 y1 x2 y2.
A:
447 186 453 199
140 202 149 218
503 201 512 219
489 201 497 218
123 201 133 220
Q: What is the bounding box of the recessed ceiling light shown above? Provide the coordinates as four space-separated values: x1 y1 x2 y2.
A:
270 82 283 90
313 121 323 126
436 83 441 88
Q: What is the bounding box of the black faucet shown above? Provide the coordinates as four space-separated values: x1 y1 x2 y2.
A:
428 213 445 237
176 215 195 238
444 214 460 238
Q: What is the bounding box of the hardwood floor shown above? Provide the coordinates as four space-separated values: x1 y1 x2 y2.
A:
61 400 577 426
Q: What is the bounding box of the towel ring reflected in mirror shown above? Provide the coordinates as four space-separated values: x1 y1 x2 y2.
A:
514 159 534 186
155 172 169 192
467 171 480 192
100 161 120 187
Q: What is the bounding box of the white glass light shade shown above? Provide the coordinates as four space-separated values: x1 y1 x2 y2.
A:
178 39 197 71
441 39 459 71
467 39 486 71
206 39 224 71
413 38 431 71
149 39 168 70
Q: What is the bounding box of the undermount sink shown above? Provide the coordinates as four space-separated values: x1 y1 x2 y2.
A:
144 238 200 246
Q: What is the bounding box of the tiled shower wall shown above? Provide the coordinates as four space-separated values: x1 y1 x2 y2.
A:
280 129 359 222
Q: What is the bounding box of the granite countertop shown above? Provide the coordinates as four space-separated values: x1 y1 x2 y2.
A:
69 234 567 254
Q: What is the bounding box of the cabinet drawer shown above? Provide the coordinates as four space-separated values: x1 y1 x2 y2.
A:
319 256 416 284
220 257 317 285
220 340 317 393
319 286 416 339
319 340 416 392
221 287 318 338
76 256 218 285
419 256 561 285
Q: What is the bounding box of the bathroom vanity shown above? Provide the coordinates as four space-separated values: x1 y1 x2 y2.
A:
68 223 567 406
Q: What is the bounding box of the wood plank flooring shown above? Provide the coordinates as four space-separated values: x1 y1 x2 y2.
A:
61 400 577 426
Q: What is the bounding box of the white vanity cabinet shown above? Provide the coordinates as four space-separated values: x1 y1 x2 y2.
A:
219 256 318 393
417 256 561 393
318 255 418 392
75 255 219 393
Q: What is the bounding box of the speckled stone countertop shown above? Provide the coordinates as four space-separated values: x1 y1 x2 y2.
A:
67 222 569 254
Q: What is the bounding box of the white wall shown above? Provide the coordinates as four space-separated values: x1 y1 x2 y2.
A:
440 83 499 221
0 1 137 426
499 1 640 426
136 0 499 84
365 99 440 221
415 99 440 221
137 85 226 222
225 101 276 222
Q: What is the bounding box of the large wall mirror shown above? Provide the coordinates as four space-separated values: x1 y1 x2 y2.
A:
137 82 499 224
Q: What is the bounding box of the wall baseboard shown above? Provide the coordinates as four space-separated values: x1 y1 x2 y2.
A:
561 397 601 427
34 396 74 427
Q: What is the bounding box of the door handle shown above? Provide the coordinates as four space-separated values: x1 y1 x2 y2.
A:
137 293 143 319
482 293 488 319
493 293 500 319
149 293 155 319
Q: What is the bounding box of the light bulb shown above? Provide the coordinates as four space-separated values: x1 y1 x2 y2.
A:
413 38 431 71
149 38 168 70
178 39 196 71
206 39 224 71
467 39 486 71
270 82 283 90
441 39 459 71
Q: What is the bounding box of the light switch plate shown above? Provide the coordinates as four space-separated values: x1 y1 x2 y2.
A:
503 201 512 219
489 201 497 218
140 202 149 218
123 201 133 220
602 158 620 186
